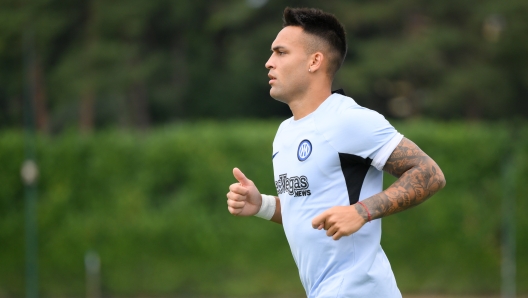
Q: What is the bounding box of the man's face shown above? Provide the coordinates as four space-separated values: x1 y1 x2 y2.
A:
265 26 311 103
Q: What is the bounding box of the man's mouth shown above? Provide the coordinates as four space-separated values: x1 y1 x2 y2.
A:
268 73 277 84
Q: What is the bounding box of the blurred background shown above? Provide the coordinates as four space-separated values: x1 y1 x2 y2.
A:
0 0 527 297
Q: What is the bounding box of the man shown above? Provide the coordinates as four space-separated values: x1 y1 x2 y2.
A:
226 7 445 298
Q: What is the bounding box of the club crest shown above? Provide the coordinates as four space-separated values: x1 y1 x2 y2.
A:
297 139 312 161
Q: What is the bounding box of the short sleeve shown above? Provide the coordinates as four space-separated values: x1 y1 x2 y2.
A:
371 133 403 170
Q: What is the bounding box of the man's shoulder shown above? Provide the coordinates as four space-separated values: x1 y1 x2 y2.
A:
316 94 387 131
319 93 358 114
314 94 397 155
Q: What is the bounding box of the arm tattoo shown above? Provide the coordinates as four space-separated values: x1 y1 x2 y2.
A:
356 138 446 221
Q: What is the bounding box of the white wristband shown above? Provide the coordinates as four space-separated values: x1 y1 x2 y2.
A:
255 194 276 220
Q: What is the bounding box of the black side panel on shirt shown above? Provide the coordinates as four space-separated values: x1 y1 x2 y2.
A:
338 153 372 205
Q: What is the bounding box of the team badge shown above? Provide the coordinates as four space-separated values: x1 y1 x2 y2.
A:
297 139 312 161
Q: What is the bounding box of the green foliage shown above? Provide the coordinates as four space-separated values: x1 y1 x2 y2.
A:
1 0 528 129
0 120 527 296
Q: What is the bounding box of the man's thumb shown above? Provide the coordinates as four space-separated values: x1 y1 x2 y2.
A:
312 213 326 230
233 167 251 185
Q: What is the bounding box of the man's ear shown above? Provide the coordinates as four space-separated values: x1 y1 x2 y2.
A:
308 52 324 72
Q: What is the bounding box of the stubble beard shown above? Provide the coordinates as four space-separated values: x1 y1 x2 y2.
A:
269 85 290 104
270 79 309 105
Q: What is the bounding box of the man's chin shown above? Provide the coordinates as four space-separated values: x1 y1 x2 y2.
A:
269 89 287 103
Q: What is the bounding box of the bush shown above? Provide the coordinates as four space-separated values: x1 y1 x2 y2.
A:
0 120 526 297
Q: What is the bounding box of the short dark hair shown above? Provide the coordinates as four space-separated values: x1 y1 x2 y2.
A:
282 7 347 76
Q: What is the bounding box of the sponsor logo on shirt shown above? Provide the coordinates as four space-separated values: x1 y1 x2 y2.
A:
297 139 312 161
275 173 311 197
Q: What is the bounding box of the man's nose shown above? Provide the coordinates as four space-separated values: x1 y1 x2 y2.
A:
265 56 274 69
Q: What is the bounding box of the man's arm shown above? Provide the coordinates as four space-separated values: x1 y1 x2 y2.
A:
312 137 446 240
355 137 446 221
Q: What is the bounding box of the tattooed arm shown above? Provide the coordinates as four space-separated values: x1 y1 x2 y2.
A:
354 138 446 221
312 137 446 240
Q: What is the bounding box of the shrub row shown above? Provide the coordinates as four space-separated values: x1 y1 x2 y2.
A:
0 120 526 297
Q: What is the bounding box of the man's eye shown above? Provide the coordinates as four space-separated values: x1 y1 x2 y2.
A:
278 51 285 55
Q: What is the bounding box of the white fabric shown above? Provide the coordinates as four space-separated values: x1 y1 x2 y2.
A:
371 133 404 171
272 93 402 298
255 194 276 220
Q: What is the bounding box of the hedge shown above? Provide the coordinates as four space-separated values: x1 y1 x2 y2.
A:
0 120 526 297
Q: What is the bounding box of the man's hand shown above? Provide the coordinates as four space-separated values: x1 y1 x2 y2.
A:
226 168 262 216
312 205 367 240
312 137 446 241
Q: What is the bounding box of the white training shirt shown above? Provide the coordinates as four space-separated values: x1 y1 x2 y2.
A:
272 93 403 298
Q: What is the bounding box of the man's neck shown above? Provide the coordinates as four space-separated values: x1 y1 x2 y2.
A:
289 86 332 120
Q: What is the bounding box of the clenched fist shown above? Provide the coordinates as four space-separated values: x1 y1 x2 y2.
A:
312 205 367 240
226 168 262 216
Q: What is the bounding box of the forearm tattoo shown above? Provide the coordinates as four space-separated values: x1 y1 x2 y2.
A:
355 138 446 221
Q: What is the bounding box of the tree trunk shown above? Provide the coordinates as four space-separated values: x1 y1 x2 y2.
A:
129 81 150 131
33 57 49 133
80 90 95 134
171 37 188 119
80 0 98 134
